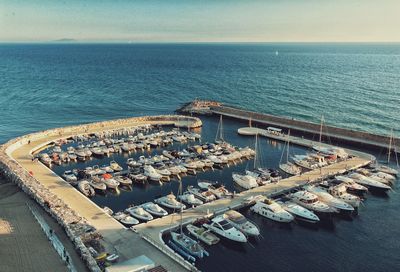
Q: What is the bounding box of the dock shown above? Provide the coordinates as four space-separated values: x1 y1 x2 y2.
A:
178 100 399 153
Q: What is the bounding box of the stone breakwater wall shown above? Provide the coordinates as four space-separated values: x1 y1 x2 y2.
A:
0 115 202 272
210 105 399 151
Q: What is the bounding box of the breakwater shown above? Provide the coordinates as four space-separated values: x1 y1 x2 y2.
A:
178 100 399 153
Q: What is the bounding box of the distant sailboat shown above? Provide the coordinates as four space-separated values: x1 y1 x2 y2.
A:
279 130 302 176
215 115 224 143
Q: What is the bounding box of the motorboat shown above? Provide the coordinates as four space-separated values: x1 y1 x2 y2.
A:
156 167 171 181
250 199 294 223
103 206 113 215
143 165 162 182
67 150 77 161
349 172 391 191
78 180 95 197
187 186 216 203
91 147 104 156
126 206 153 221
203 215 247 243
100 165 114 174
127 158 141 168
114 176 132 186
186 224 220 246
113 212 139 225
357 168 394 186
110 161 123 172
140 202 168 217
39 153 52 167
170 232 209 259
370 164 398 176
279 162 302 176
62 170 77 183
304 185 354 212
208 184 233 199
223 210 260 236
328 184 361 208
197 180 217 190
92 165 106 175
278 201 320 223
288 190 335 213
178 192 204 206
129 173 147 184
89 179 107 191
102 177 120 189
232 173 258 189
162 150 175 160
335 176 368 194
155 194 186 210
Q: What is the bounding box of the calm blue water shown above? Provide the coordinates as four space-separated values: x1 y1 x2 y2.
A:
1 43 400 272
1 43 400 144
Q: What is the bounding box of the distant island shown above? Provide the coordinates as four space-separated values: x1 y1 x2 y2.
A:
52 38 77 42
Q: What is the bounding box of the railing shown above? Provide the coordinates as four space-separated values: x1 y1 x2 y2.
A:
27 204 78 272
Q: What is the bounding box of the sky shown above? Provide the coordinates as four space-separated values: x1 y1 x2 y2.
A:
1 0 400 42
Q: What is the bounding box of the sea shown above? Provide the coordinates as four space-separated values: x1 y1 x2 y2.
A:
0 43 399 272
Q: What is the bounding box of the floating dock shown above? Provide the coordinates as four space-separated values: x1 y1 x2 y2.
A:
178 100 399 153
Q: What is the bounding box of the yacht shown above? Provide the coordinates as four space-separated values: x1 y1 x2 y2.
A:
187 186 216 203
232 173 258 189
278 201 320 223
170 232 209 259
129 173 147 184
78 180 95 197
288 190 334 213
250 199 294 223
89 179 107 191
126 206 153 221
279 162 302 176
203 215 247 243
114 176 132 186
126 158 141 168
140 202 168 217
186 224 220 246
62 170 77 183
208 184 233 199
110 161 123 172
113 212 139 226
103 178 120 189
349 173 391 191
178 192 204 206
335 175 368 194
143 165 162 182
223 210 260 236
304 185 354 212
328 184 361 208
370 164 398 176
155 194 186 210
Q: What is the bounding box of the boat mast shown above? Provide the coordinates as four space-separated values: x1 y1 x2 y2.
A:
253 133 258 169
249 117 252 127
287 130 291 163
387 128 393 164
215 115 224 142
319 115 324 143
179 180 183 234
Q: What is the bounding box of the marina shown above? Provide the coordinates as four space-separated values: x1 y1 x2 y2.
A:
1 108 397 272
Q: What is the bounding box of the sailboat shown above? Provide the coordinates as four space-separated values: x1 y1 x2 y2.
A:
215 115 224 143
169 180 209 260
279 130 302 175
370 129 398 175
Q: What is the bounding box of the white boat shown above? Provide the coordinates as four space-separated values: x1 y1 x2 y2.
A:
250 199 294 223
110 161 123 172
232 173 258 189
126 206 153 221
178 192 204 206
203 215 247 243
371 164 398 176
279 162 302 176
103 206 113 215
130 173 147 184
126 158 141 168
349 173 391 191
371 171 396 182
170 232 208 259
278 201 320 223
103 178 120 189
140 202 168 217
155 194 186 210
186 224 220 245
187 186 216 202
223 210 260 236
143 165 162 182
288 190 334 213
304 185 354 212
113 212 139 225
162 150 175 160
335 176 368 194
62 170 77 183
208 184 233 199
114 176 132 186
91 147 104 156
328 184 361 208
78 180 95 197
89 179 107 191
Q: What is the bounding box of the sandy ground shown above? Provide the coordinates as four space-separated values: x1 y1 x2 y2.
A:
0 180 88 272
